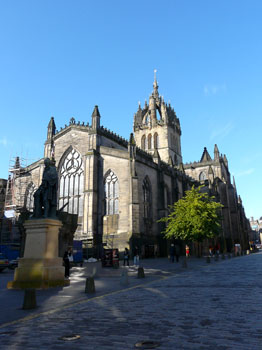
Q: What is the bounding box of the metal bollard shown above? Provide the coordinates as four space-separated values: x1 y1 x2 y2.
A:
85 277 96 294
23 289 37 310
137 266 145 278
120 269 129 286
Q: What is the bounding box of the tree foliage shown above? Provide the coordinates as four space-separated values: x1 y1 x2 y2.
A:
159 186 223 242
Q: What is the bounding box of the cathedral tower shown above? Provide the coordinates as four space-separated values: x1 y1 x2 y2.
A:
133 73 182 165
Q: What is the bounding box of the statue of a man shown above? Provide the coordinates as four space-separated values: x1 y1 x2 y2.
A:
33 158 58 219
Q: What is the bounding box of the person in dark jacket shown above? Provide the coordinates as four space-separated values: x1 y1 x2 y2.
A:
63 249 71 278
169 244 175 263
174 244 181 262
123 247 130 266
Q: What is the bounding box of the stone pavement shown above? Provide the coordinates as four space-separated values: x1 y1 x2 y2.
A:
0 253 262 349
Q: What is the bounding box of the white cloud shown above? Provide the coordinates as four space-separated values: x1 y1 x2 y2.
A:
204 83 227 96
235 168 255 177
0 137 8 147
209 122 234 141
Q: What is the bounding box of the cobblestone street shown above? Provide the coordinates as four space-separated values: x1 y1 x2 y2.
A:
0 253 261 349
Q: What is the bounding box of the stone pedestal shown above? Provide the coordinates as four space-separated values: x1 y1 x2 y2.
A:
7 219 69 289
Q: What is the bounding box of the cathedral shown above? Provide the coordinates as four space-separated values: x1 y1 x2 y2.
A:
10 77 250 258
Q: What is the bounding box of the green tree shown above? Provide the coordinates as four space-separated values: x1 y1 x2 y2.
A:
159 186 223 242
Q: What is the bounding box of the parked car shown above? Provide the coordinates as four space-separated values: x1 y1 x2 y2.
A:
255 244 262 250
8 257 19 270
0 253 9 272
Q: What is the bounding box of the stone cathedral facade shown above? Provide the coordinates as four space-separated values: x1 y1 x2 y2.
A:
11 78 250 257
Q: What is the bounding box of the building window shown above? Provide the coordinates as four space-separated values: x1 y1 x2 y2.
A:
148 134 152 149
199 171 207 181
58 148 84 216
104 170 119 215
141 135 146 150
154 132 159 149
143 177 152 218
25 183 36 211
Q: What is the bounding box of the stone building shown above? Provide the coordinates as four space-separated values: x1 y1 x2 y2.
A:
184 146 250 252
10 77 250 257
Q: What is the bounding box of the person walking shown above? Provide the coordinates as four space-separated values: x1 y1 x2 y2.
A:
169 244 175 263
185 245 190 258
174 243 181 262
63 248 71 278
133 246 139 266
123 247 130 266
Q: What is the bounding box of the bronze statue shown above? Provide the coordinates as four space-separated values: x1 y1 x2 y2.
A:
32 158 58 219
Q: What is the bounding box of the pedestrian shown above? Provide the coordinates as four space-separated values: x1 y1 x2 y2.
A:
123 247 130 266
209 246 213 256
169 244 175 263
174 244 181 262
185 245 190 258
63 248 71 278
133 246 139 266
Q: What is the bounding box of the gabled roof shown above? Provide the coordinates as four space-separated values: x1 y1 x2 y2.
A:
200 147 212 163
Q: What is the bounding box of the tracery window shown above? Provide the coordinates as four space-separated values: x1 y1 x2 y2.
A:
141 135 146 150
58 148 84 216
148 134 152 149
199 171 207 181
104 171 119 215
154 132 159 149
143 177 152 218
25 183 36 211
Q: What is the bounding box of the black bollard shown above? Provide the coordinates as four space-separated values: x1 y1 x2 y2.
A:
137 266 145 278
23 289 37 310
85 277 95 294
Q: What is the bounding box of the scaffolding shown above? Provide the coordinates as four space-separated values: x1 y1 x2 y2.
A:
4 156 28 219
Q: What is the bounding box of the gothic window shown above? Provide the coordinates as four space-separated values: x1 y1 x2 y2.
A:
141 135 146 150
143 177 152 219
199 171 207 181
104 170 119 215
58 148 84 216
148 134 152 149
154 132 159 149
25 183 36 211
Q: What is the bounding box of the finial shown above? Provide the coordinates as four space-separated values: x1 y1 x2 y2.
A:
153 69 159 97
154 69 157 82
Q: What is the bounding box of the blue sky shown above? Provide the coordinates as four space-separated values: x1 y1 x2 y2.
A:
0 0 261 219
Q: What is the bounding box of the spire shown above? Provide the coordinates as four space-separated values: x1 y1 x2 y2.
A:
223 154 228 167
200 147 212 163
47 116 56 140
128 133 136 161
91 105 101 129
233 176 236 189
153 69 159 98
214 144 219 161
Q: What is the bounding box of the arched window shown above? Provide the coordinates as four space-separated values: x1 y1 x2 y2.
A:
58 148 84 216
25 183 36 211
104 170 119 215
154 133 159 149
199 172 207 181
143 177 152 219
141 135 146 150
148 134 152 149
